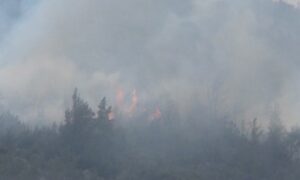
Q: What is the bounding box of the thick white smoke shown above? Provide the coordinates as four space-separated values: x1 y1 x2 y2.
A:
274 0 300 7
0 0 299 127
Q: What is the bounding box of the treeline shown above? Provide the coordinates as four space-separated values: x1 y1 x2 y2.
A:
0 90 300 180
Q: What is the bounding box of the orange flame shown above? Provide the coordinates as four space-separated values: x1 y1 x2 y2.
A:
116 87 125 108
152 107 162 120
108 111 115 121
128 89 138 114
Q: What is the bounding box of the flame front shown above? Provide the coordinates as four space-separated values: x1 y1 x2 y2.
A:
116 87 125 108
151 107 162 120
113 87 162 120
128 89 138 115
108 111 115 121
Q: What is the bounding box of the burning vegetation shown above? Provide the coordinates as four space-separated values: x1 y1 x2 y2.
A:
112 87 162 121
0 89 299 180
1 0 300 179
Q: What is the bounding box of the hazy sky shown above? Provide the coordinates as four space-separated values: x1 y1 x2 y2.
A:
277 0 300 7
0 0 300 126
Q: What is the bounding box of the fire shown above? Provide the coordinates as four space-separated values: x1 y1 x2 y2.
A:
116 87 125 107
151 107 162 120
113 87 140 118
112 86 162 121
128 89 138 114
108 111 115 121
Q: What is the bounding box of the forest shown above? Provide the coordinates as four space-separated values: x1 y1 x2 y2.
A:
2 0 300 179
0 89 299 180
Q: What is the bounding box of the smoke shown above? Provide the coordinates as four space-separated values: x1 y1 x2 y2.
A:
0 0 299 126
274 0 300 7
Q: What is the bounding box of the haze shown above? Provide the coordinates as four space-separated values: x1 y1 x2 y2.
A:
0 0 300 125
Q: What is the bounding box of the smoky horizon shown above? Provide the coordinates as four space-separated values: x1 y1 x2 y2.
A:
1 1 300 180
0 0 299 128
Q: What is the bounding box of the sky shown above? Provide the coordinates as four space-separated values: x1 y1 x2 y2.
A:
0 0 300 126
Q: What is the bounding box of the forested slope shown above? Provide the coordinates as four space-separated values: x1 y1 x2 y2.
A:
0 90 299 180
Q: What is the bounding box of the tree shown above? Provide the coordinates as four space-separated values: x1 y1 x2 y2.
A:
60 89 95 155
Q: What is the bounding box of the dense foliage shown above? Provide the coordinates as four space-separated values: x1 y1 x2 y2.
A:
0 90 300 180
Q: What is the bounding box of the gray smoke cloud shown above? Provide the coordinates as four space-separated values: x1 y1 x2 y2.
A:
0 0 299 126
275 0 300 7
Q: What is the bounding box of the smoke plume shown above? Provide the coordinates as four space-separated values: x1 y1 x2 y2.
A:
0 0 299 126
